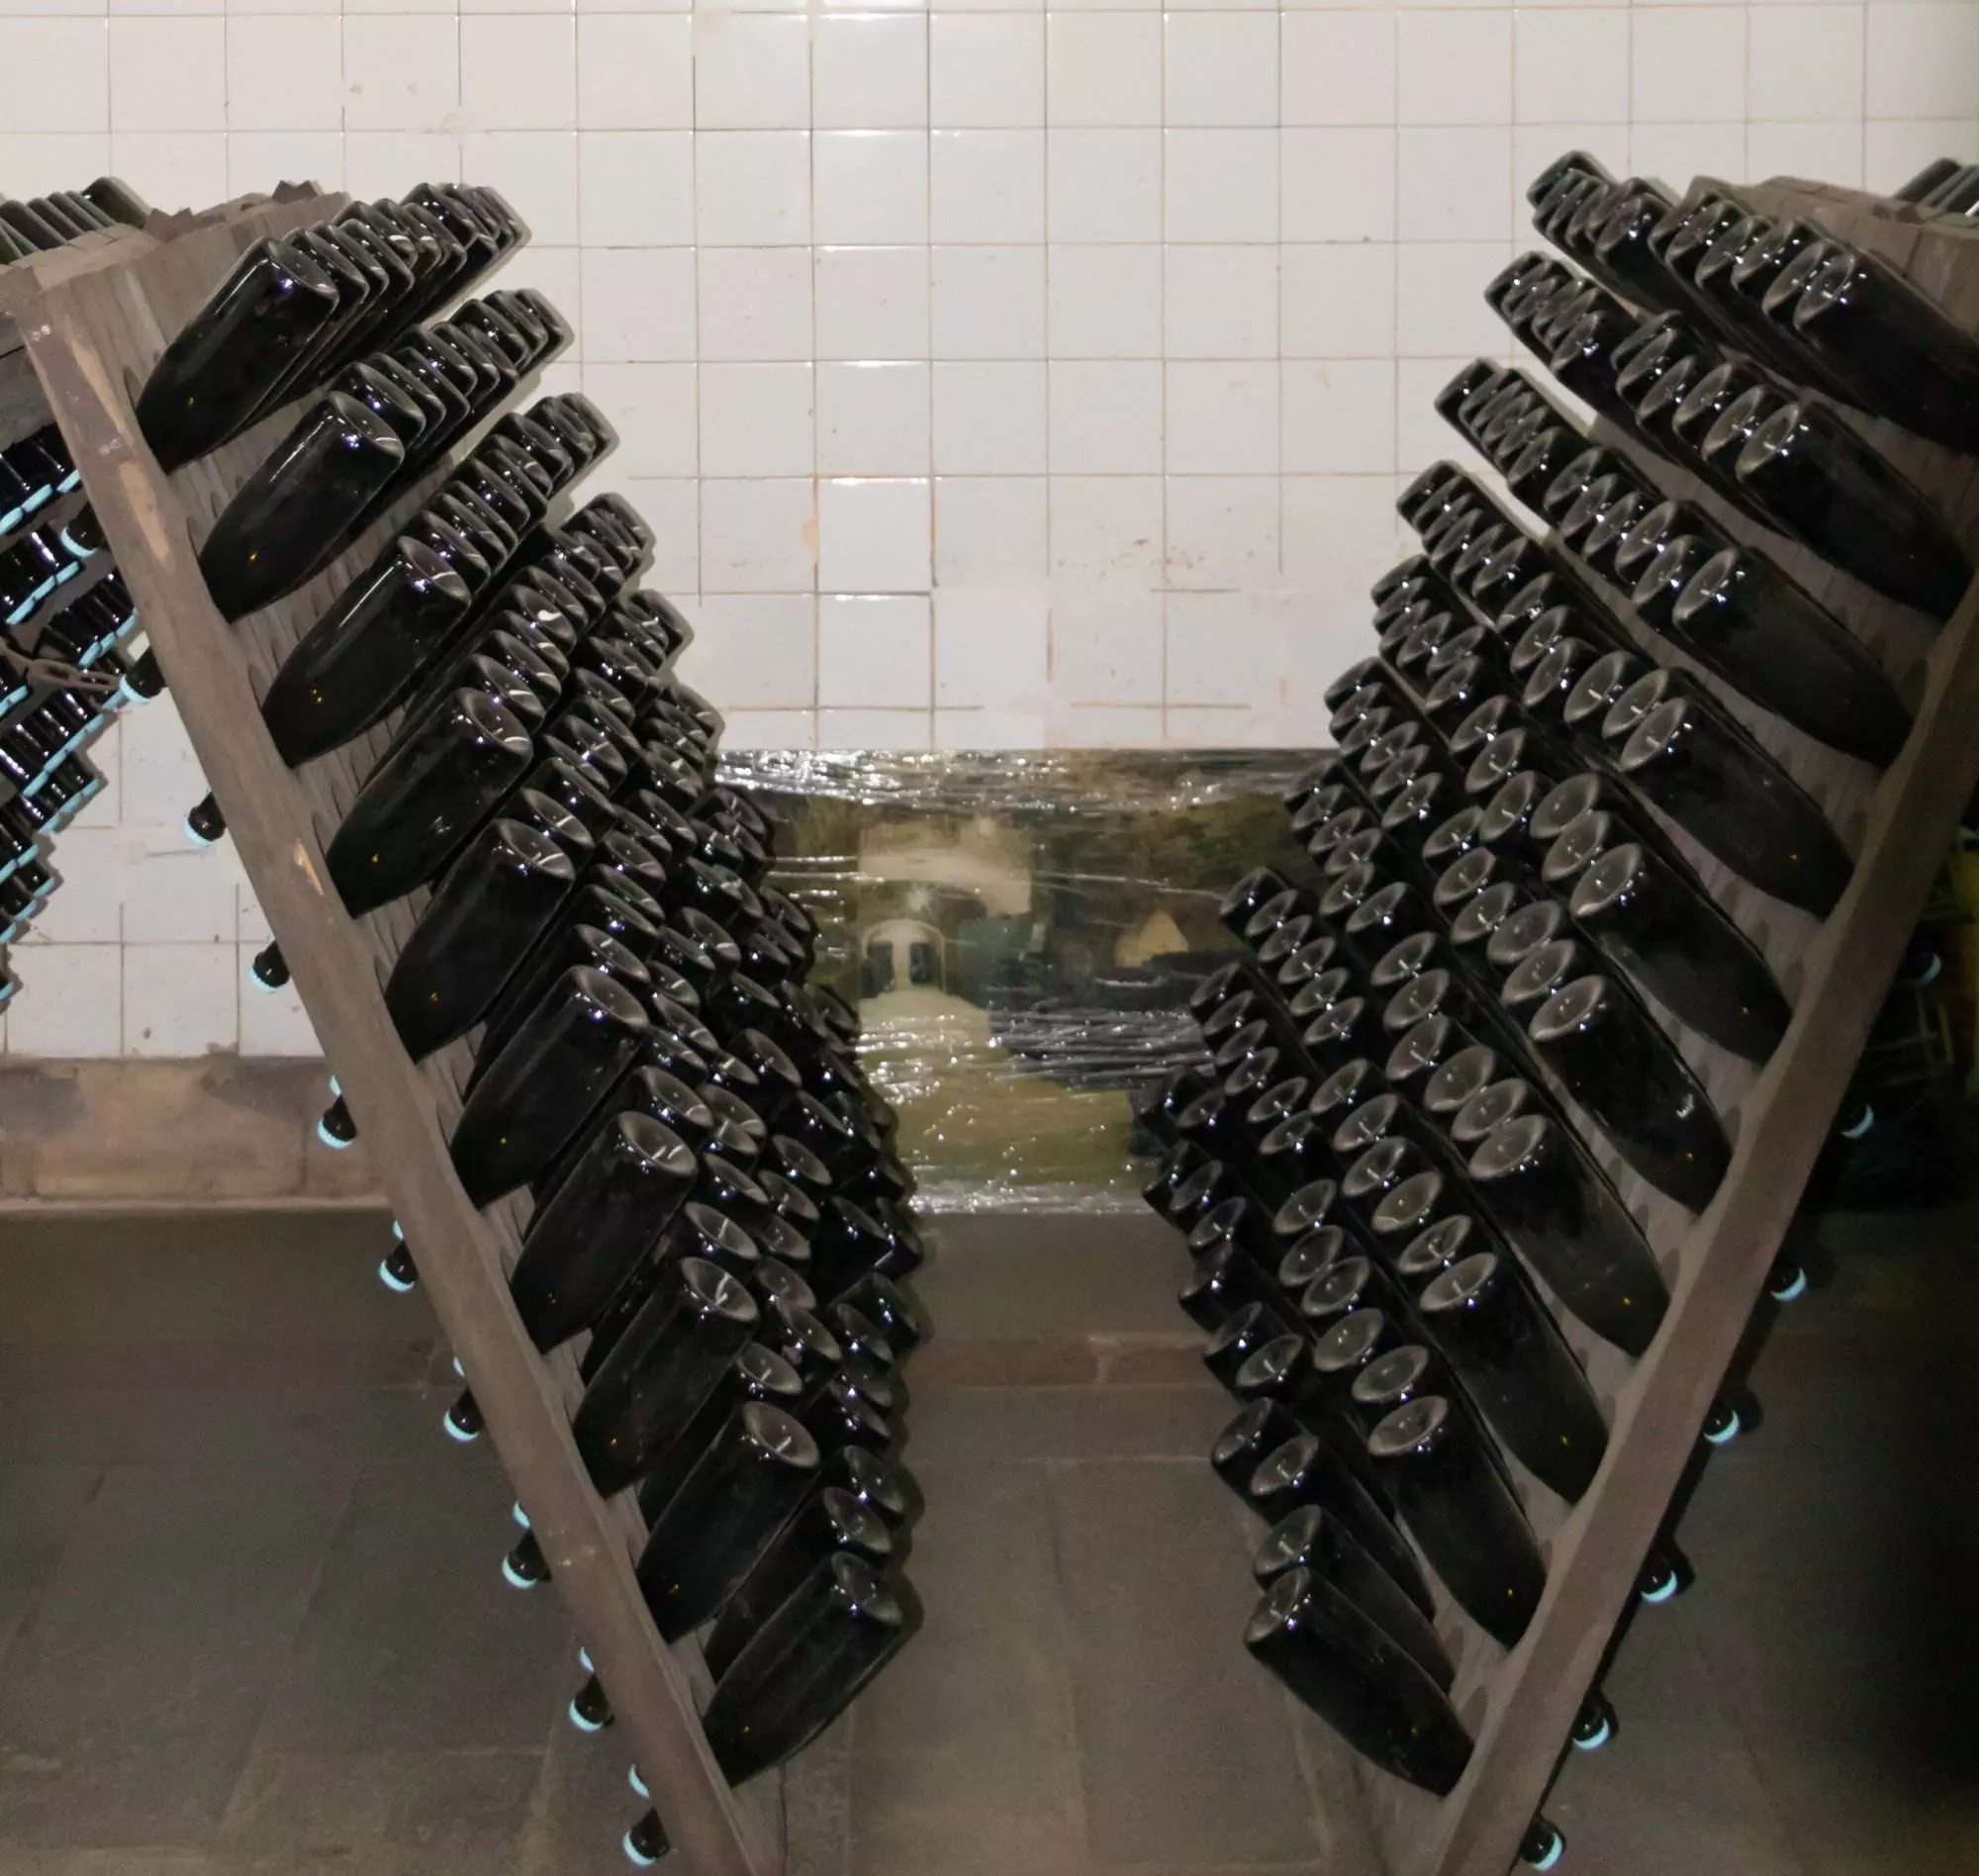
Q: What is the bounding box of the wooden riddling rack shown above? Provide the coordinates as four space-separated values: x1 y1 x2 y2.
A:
0 329 129 970
1222 175 1979 1876
0 189 826 1876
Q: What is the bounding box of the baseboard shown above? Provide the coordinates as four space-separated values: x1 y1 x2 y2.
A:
0 1058 377 1203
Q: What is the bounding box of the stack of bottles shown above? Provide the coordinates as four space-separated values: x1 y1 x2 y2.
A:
129 178 927 1867
0 175 150 264
1139 149 1973 1871
0 411 158 989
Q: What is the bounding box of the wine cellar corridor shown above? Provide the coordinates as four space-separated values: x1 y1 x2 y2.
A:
0 1202 1968 1876
3 9 1979 1867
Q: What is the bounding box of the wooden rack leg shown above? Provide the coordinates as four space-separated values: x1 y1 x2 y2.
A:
6 203 784 1876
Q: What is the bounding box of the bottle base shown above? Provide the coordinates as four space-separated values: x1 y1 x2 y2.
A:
1702 1407 1742 1447
1522 1823 1565 1871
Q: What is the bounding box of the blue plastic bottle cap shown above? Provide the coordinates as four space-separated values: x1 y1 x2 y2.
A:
1642 1570 1677 1605
502 1553 541 1590
328 1076 340 1097
185 814 216 847
451 1355 465 1378
315 1116 352 1151
579 1646 594 1673
1529 1828 1564 1871
569 1696 605 1734
622 1829 657 1869
377 1257 416 1294
1703 1410 1741 1446
442 1409 479 1444
1770 1267 1809 1302
627 1765 649 1800
391 1219 405 1241
1572 1715 1611 1751
513 1501 531 1530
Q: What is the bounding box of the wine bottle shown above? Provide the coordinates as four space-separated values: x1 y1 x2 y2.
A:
1532 970 1731 1207
382 818 575 1059
258 534 472 764
1791 245 1979 452
703 1484 895 1679
196 392 405 618
1736 398 1970 618
634 1340 805 1528
137 238 342 468
1463 1108 1670 1354
449 965 651 1205
1569 840 1790 1062
1418 1251 1609 1502
324 688 533 916
635 1401 822 1641
571 1255 760 1497
1245 1430 1438 1619
1366 1395 1546 1647
700 1550 914 1784
1245 1566 1472 1793
1251 1504 1454 1691
509 1112 699 1351
1611 679 1854 915
1660 546 1911 766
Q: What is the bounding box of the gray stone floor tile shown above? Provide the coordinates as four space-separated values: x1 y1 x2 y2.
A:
850 1459 1089 1875
1046 1457 1324 1868
217 1743 543 1872
0 1463 350 1848
246 1461 576 1757
0 1466 101 1655
901 1382 1233 1468
920 1215 1191 1340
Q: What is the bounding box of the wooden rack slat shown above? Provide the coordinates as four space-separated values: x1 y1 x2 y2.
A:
0 194 784 1876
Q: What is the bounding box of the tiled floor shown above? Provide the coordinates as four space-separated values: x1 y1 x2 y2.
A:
0 1207 1970 1875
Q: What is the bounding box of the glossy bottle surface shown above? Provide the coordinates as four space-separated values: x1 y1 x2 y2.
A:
198 393 406 619
137 238 340 468
635 1400 823 1640
324 686 532 916
703 1484 895 1680
700 1550 912 1784
261 535 473 764
449 965 651 1205
509 1110 698 1351
1615 688 1853 914
1737 398 1970 619
1526 978 1729 1213
1418 1250 1609 1502
384 816 575 1060
1661 546 1911 766
1245 1565 1473 1794
1569 839 1790 1062
1250 1502 1454 1691
1246 1430 1438 1620
1366 1395 1546 1648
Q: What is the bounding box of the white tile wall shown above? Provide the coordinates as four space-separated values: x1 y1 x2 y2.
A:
5 0 1973 1055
